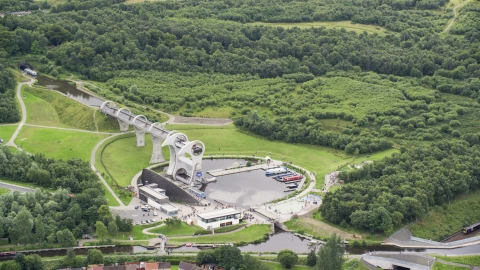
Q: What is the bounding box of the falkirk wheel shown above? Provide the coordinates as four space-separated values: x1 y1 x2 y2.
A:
100 101 207 186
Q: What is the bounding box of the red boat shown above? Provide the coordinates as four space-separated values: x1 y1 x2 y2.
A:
282 175 303 182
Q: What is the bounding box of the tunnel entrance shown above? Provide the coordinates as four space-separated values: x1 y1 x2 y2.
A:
393 265 410 270
18 62 34 71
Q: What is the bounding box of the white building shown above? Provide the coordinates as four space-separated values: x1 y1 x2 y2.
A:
196 208 241 230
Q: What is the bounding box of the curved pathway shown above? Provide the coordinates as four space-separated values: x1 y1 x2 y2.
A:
6 78 33 149
442 0 471 34
24 124 117 134
90 132 129 207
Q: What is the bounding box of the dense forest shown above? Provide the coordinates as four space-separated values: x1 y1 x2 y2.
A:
0 146 132 246
320 140 480 234
0 64 19 123
1 0 480 234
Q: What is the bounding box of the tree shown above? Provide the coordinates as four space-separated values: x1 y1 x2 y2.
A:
56 229 76 247
108 221 118 240
87 249 104 264
0 260 21 270
165 217 181 227
25 254 45 270
306 249 317 267
214 245 243 270
196 250 217 265
95 221 108 242
34 216 45 246
63 248 76 268
241 254 273 270
316 234 344 270
277 249 298 269
97 205 112 219
9 208 33 246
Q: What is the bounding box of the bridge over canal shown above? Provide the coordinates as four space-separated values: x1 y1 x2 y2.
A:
100 101 209 186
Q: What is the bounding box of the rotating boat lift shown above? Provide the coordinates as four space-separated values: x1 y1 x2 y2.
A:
100 101 212 186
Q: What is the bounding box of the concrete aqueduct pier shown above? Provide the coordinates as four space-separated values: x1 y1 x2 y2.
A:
100 101 210 186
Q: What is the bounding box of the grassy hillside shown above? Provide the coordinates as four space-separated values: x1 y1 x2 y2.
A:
0 125 18 143
409 190 480 241
15 126 109 161
168 224 270 244
22 85 117 132
432 255 480 267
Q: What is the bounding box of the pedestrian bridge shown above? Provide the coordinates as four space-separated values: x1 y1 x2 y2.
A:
100 101 207 186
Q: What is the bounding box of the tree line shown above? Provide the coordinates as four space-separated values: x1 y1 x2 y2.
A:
320 140 480 233
0 146 132 247
0 63 19 123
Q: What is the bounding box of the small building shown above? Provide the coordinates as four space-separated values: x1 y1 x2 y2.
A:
139 186 169 206
157 262 171 270
160 203 179 216
178 262 201 270
145 262 159 270
196 208 241 230
104 265 127 270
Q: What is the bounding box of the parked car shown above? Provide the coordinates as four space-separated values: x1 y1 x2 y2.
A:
153 212 158 216
135 221 139 225
141 220 145 224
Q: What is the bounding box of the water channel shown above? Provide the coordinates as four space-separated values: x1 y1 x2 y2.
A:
36 75 104 107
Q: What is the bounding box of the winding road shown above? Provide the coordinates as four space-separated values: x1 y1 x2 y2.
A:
442 0 471 34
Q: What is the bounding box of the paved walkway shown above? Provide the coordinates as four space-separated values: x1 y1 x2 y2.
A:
23 124 117 134
6 77 33 150
90 133 128 207
442 0 471 34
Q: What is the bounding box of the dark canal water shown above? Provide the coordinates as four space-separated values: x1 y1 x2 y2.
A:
36 75 104 107
201 159 288 208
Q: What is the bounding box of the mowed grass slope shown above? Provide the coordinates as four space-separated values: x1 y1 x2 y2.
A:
432 255 480 266
250 21 390 35
409 190 480 241
168 224 270 244
0 125 18 142
15 126 109 161
23 86 117 131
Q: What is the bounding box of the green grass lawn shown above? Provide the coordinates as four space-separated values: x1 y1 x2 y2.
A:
22 86 63 127
409 190 480 241
262 261 312 270
249 21 390 35
102 186 120 207
168 124 398 189
432 255 480 266
127 222 162 240
15 126 109 161
432 262 468 270
0 125 18 143
342 259 369 270
168 224 270 244
149 223 201 237
0 187 11 195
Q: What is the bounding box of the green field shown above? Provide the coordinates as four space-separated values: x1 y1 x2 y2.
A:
15 126 109 161
22 85 118 132
409 190 480 241
432 262 468 270
168 224 270 244
249 21 390 35
262 261 312 270
150 223 201 237
342 259 369 270
0 125 18 143
0 187 11 195
432 255 480 267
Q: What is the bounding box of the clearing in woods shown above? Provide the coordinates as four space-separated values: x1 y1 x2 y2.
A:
249 21 390 35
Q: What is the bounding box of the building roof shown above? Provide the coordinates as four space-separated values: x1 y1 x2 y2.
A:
145 262 159 270
161 203 178 212
178 262 200 270
157 262 171 269
197 208 241 219
140 186 168 199
103 265 127 270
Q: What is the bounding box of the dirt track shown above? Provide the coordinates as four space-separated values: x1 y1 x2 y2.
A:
168 116 233 126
